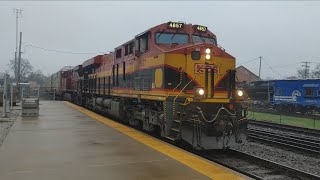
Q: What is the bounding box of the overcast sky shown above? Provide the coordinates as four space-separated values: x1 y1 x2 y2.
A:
1 1 320 79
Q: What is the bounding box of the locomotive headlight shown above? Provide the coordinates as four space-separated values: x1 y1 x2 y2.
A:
197 88 205 96
194 87 205 98
237 90 244 97
205 48 211 54
205 54 211 60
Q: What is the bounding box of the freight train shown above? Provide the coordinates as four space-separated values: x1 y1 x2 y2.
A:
45 22 249 150
44 66 78 99
243 79 320 114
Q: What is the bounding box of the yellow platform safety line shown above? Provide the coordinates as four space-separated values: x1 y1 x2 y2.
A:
64 101 245 180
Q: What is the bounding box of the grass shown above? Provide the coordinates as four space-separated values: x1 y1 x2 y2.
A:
249 111 320 129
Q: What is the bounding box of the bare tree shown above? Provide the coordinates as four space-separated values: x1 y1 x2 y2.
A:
311 63 320 78
28 69 47 86
7 58 33 82
297 68 306 79
286 76 298 80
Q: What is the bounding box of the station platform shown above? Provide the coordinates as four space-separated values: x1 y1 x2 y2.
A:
0 101 249 180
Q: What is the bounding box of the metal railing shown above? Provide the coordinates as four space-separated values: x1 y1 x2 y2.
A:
248 100 320 130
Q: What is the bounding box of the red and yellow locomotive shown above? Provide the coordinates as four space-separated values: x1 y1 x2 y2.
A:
51 22 248 149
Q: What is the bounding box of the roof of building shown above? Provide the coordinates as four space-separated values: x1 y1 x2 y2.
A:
236 65 261 82
237 65 260 78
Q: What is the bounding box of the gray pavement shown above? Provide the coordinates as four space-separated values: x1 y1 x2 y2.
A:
0 101 211 180
0 103 20 145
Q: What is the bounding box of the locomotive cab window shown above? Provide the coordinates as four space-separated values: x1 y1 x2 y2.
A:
156 33 189 44
304 88 314 96
192 35 216 45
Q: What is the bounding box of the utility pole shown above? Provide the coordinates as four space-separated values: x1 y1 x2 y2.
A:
17 32 22 99
2 74 8 118
302 62 311 79
258 56 262 79
10 83 13 111
13 9 22 85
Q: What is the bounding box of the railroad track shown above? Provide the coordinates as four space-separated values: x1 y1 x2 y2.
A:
248 128 320 154
248 120 320 154
201 149 320 180
85 107 319 179
248 120 320 137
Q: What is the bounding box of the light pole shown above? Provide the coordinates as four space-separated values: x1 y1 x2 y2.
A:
13 9 22 85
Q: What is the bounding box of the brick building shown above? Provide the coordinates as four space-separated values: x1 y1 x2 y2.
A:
236 65 261 84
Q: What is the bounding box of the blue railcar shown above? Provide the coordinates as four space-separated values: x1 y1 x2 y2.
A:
273 79 320 113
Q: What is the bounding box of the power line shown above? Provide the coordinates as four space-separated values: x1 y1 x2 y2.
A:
263 58 284 79
238 57 260 65
23 44 108 55
271 62 300 69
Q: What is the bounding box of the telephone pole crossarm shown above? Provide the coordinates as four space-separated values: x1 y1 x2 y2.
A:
301 62 311 79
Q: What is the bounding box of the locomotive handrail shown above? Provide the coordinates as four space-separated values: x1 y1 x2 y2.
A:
163 69 183 121
197 106 236 123
173 72 201 102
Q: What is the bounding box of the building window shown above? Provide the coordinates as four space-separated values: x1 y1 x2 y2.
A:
305 88 314 96
277 88 281 95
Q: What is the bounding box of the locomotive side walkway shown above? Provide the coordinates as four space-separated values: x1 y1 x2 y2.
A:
0 101 248 180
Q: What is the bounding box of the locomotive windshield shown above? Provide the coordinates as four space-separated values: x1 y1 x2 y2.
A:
156 33 189 44
192 35 216 45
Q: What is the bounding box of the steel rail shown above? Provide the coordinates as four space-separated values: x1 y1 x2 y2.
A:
248 120 320 137
248 128 320 154
201 149 320 180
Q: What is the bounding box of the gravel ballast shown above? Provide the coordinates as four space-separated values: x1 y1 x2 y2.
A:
236 123 320 176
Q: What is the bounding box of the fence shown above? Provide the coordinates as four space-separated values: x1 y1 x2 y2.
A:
248 100 320 130
20 87 55 101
